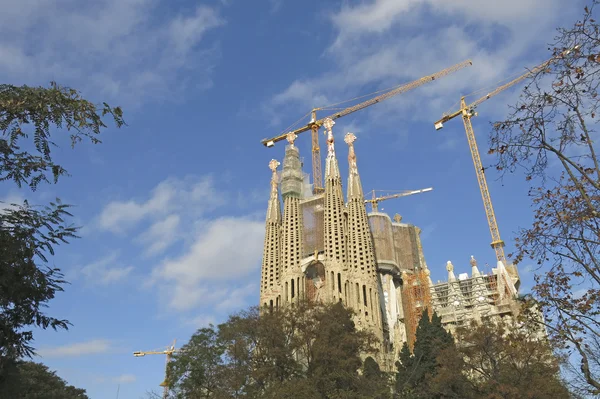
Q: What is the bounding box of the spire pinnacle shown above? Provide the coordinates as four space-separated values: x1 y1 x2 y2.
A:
345 132 357 173
269 159 280 195
323 118 335 157
393 214 403 223
446 260 456 282
425 268 433 285
470 255 481 277
286 132 297 147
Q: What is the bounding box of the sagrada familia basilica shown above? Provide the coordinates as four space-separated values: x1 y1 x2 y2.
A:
259 118 521 366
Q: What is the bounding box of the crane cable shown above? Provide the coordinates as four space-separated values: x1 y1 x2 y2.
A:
277 77 434 136
442 67 541 116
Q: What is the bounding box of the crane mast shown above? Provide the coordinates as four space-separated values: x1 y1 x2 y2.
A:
434 47 577 292
459 100 507 263
133 340 178 399
262 60 472 193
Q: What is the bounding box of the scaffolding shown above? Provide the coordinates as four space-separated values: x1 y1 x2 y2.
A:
300 194 324 258
484 269 515 307
402 269 432 352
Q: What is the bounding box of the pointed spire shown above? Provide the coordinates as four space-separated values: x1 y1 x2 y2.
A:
496 260 517 297
323 118 340 178
323 117 347 264
415 226 429 272
345 132 357 173
425 268 433 285
286 132 297 147
446 260 456 282
323 118 335 157
280 135 303 199
266 159 281 223
260 159 282 305
345 132 363 199
269 159 280 193
470 255 481 277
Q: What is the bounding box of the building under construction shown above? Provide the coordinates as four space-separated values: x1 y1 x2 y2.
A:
258 118 522 369
430 257 520 335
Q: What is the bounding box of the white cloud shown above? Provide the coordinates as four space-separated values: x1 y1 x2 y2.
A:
138 214 181 256
38 339 112 358
98 176 217 234
215 283 258 312
0 192 24 213
114 374 136 384
186 314 217 328
267 0 573 133
97 176 221 256
169 6 223 55
0 0 225 104
150 217 264 311
79 252 134 284
330 0 421 41
330 0 555 45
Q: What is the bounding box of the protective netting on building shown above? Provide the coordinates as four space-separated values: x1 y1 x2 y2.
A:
369 214 396 265
301 194 324 258
402 270 432 352
392 224 420 272
281 145 303 199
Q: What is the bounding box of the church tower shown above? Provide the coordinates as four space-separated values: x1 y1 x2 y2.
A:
279 133 304 304
258 118 525 369
321 118 347 304
259 118 386 349
344 132 382 333
259 159 282 309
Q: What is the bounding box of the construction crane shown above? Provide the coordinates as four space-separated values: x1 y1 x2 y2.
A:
434 47 577 290
365 187 433 213
261 60 473 194
133 339 178 399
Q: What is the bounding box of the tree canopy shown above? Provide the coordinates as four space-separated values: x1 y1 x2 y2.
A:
0 81 124 190
432 318 570 399
0 81 123 383
489 2 600 394
0 360 89 399
395 310 456 398
166 302 388 399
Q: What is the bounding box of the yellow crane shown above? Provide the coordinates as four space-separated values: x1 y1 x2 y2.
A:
133 339 178 399
262 60 473 194
365 188 433 213
434 47 577 290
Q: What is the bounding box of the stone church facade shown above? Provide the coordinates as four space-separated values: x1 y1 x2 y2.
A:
258 118 520 367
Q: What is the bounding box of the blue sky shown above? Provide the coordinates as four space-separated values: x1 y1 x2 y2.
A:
0 0 587 397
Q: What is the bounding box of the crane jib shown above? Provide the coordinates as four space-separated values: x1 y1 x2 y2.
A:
261 59 472 148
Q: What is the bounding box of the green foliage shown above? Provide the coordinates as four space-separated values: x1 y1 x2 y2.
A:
0 360 89 399
307 302 375 397
395 310 569 398
166 302 390 399
0 82 124 190
489 1 600 394
432 319 570 399
361 357 392 399
166 327 226 399
0 199 78 378
395 310 454 398
0 81 123 382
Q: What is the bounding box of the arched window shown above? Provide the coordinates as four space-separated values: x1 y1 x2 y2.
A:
291 279 295 299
